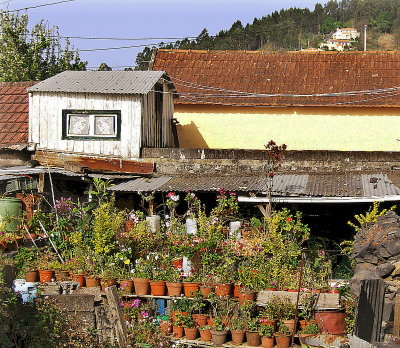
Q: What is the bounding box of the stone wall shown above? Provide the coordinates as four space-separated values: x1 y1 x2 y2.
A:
350 211 400 335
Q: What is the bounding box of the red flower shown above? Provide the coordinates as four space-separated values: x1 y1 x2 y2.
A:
286 217 293 222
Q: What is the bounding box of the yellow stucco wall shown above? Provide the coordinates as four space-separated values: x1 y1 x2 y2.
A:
175 105 400 151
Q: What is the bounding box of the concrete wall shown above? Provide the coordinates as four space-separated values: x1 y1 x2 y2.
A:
174 105 400 151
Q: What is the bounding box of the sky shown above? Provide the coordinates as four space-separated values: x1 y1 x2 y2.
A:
0 0 326 69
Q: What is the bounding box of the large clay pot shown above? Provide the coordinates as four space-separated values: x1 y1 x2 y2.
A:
150 281 166 296
246 331 262 346
166 282 182 296
85 276 100 288
56 271 70 281
173 326 184 338
231 330 246 345
234 284 242 297
39 270 55 283
25 271 39 282
275 334 291 348
74 273 86 287
199 328 212 341
314 311 347 335
215 283 232 296
185 327 198 340
193 314 209 327
261 336 275 348
211 330 228 345
160 322 172 335
282 319 296 334
183 282 200 297
238 290 257 304
200 285 213 298
133 278 150 295
120 280 134 293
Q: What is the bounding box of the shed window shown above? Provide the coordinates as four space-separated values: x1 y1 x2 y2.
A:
62 110 121 139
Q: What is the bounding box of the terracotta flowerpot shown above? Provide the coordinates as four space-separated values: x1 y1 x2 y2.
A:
211 330 228 345
100 278 117 292
200 285 213 298
231 329 246 344
207 317 215 326
160 322 172 335
265 288 277 291
246 331 262 346
199 328 212 341
185 327 198 340
166 282 182 296
150 281 166 296
183 282 200 297
282 319 296 334
74 273 86 287
25 271 39 282
314 311 347 335
120 279 134 293
238 290 257 304
215 283 232 297
39 270 55 283
25 233 38 240
171 258 183 269
133 278 150 295
56 271 70 281
172 311 189 322
274 334 291 348
193 314 209 327
261 336 275 348
85 276 100 287
288 289 298 292
234 284 242 297
124 220 135 232
173 326 184 338
260 318 277 329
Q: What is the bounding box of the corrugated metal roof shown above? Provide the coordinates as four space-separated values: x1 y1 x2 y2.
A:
28 70 167 95
108 172 400 198
361 173 400 197
0 166 82 177
109 177 172 192
152 49 400 107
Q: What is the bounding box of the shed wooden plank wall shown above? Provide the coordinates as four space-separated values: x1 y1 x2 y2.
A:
29 92 142 159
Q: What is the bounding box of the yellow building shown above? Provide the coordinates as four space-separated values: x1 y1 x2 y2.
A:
151 50 400 152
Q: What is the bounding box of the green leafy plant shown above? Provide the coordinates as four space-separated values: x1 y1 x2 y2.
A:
276 321 291 336
259 325 274 338
301 322 319 334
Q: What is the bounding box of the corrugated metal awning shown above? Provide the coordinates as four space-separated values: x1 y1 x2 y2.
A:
109 177 172 192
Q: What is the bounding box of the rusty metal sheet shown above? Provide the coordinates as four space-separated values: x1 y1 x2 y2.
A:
305 173 363 197
362 173 400 197
109 177 172 192
152 49 400 107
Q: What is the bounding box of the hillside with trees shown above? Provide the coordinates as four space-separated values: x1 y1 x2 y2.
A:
136 0 400 69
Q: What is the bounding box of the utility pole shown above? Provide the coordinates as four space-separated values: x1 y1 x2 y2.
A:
364 25 367 51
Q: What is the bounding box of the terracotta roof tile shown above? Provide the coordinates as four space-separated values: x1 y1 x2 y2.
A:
152 50 400 107
0 81 37 148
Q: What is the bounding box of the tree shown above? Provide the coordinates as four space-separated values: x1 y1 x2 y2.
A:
0 12 86 82
97 63 112 71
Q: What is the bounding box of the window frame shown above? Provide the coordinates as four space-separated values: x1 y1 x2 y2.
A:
62 109 121 140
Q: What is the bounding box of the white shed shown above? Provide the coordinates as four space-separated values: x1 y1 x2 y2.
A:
28 70 176 159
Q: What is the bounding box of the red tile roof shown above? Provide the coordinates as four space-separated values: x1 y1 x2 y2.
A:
151 49 400 107
0 81 36 149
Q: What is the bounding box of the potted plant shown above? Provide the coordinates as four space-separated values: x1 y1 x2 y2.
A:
210 317 228 345
299 293 317 328
274 321 291 348
259 325 275 348
191 291 208 327
259 305 277 329
173 312 185 338
132 258 152 295
269 295 296 334
298 322 319 339
231 310 247 345
246 317 261 346
34 249 57 283
159 317 172 336
182 315 198 340
213 256 236 297
199 324 212 341
183 274 201 298
170 298 192 323
165 266 182 297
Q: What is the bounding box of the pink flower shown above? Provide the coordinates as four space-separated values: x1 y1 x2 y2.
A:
141 311 149 318
318 250 325 256
167 192 175 198
132 299 141 307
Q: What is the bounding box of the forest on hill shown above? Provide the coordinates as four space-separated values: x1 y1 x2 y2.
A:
135 0 400 69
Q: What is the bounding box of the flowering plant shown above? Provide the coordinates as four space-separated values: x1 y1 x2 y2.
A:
211 189 239 219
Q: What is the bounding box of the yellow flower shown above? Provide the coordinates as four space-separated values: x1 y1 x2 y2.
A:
124 259 131 265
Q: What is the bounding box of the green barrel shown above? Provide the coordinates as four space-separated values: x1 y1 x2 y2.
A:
0 198 22 232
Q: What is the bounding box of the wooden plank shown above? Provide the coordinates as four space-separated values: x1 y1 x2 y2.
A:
393 295 400 338
105 285 129 348
355 279 385 343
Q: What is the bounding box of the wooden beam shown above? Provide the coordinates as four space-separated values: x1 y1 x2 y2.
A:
394 295 400 338
249 192 268 217
105 285 129 348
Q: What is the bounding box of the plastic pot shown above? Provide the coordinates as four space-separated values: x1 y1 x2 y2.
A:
211 330 228 345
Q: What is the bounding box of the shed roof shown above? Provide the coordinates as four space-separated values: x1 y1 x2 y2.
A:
109 173 400 199
29 70 169 95
151 50 400 107
0 81 37 149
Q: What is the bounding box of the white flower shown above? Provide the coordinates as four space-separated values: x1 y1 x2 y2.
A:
171 195 179 202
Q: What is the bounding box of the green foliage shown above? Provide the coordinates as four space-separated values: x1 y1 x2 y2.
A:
301 322 319 334
92 197 124 255
259 325 274 338
0 12 86 82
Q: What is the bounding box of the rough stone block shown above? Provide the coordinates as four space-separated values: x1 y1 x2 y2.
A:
38 282 62 295
383 239 400 256
377 263 396 277
77 287 103 302
350 270 381 296
43 294 95 312
383 299 395 322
